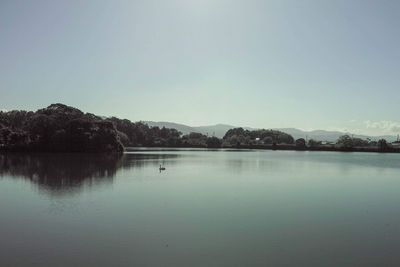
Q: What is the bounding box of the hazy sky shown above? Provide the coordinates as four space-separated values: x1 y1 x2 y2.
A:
1 0 400 135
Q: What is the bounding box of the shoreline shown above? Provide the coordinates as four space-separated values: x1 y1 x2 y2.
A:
125 145 400 154
1 145 399 154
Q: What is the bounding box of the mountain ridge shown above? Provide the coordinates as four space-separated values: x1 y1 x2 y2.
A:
144 121 398 142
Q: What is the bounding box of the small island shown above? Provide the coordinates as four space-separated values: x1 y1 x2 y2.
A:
0 103 399 153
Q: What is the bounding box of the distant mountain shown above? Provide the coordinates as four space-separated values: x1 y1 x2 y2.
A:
143 121 253 138
277 128 350 142
277 128 397 142
144 121 398 142
144 121 195 135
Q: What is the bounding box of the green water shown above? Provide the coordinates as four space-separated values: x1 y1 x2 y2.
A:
1 150 400 266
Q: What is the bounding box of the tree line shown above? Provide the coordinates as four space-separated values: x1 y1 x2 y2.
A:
0 103 396 152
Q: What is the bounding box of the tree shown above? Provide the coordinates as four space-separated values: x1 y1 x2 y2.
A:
222 128 294 147
378 139 388 151
181 132 208 147
352 137 369 147
295 138 306 148
0 104 123 153
308 139 321 147
336 135 353 149
206 136 222 148
262 136 273 144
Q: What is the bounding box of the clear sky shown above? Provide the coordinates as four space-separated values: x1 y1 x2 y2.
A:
1 0 399 135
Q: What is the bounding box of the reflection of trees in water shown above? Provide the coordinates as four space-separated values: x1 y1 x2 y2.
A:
0 153 180 196
0 153 123 195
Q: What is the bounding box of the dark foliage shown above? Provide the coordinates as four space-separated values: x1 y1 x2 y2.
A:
335 135 354 149
0 103 307 152
222 128 294 147
106 117 182 147
295 138 306 148
207 136 222 148
308 139 322 147
181 132 208 147
378 139 389 151
0 104 123 153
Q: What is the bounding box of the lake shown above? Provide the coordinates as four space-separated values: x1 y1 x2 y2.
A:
1 149 400 267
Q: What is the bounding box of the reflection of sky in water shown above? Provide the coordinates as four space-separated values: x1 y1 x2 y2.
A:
1 150 400 266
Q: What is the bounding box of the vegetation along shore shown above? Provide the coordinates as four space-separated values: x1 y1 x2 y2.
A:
0 103 399 153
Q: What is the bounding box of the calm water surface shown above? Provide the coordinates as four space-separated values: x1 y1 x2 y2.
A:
1 150 400 266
